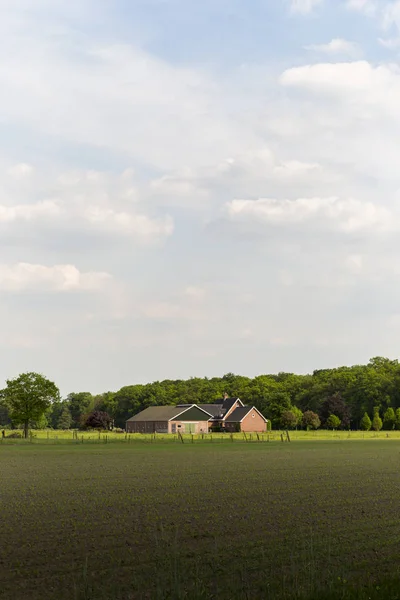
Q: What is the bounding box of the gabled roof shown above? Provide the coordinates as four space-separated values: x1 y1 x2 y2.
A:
224 406 267 423
127 406 181 422
127 404 213 422
214 396 241 406
197 404 222 417
176 399 244 421
220 397 243 414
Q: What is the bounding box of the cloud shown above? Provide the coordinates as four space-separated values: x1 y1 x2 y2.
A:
184 286 206 299
378 37 400 48
382 1 400 30
0 263 111 292
0 166 173 242
226 196 394 233
82 206 174 238
346 0 400 30
7 163 34 178
304 39 360 57
279 61 400 124
290 0 323 14
346 0 377 16
0 200 62 222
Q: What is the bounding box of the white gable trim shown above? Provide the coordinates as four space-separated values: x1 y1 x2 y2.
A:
169 404 214 421
238 406 268 423
221 398 244 421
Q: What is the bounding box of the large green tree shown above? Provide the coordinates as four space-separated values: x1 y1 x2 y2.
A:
1 372 59 438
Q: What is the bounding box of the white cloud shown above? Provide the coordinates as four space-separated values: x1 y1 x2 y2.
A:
0 166 174 242
0 200 62 222
82 206 174 239
346 0 377 16
280 61 390 93
184 286 206 299
226 196 394 233
0 263 111 292
304 38 360 57
7 163 34 178
382 1 400 30
290 0 323 14
378 37 400 48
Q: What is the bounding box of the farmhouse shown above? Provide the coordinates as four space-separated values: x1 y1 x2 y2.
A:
126 395 268 434
126 404 212 434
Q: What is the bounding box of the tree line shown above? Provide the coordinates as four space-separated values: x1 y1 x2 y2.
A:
2 357 400 434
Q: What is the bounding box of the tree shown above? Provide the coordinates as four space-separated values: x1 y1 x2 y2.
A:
281 410 298 430
57 406 72 430
264 391 292 428
371 407 383 432
395 408 400 431
383 407 395 430
66 392 94 428
0 401 11 426
302 411 321 430
84 410 112 430
320 392 351 429
291 406 303 428
1 372 59 438
360 412 371 431
326 414 341 430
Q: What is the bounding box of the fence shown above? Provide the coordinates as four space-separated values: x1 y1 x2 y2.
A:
0 430 276 445
2 429 400 445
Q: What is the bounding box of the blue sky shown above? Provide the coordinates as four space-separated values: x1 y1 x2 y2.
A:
1 0 400 394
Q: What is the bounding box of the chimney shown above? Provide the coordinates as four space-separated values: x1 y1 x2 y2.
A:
223 392 229 400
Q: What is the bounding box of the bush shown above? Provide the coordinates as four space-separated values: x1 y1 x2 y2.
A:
326 414 341 430
372 407 383 432
383 407 395 430
6 432 22 438
84 411 112 430
281 410 298 430
360 413 371 431
395 408 400 430
302 411 321 430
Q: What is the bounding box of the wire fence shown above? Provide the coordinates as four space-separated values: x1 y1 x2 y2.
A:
0 430 278 445
1 428 400 446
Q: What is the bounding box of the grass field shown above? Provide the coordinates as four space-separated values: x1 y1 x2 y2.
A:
2 441 400 599
3 428 400 444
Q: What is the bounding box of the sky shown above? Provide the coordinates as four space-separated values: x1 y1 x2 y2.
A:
1 0 400 394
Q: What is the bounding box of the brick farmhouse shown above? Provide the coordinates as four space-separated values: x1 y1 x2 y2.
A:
126 396 268 434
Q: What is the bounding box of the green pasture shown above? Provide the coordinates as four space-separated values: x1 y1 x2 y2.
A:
2 428 400 445
2 441 400 599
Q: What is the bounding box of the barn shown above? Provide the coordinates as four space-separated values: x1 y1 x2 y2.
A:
126 404 212 434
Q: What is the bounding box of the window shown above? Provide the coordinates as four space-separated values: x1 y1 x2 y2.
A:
252 413 255 418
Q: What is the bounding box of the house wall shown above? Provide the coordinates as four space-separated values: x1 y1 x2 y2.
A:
126 420 168 434
241 410 267 432
168 420 209 434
